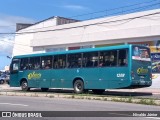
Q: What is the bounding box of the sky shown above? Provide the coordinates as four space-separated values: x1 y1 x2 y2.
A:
0 0 160 70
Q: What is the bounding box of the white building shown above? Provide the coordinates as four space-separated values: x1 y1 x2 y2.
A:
13 9 160 56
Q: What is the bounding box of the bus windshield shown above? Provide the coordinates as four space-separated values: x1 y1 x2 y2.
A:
132 46 150 61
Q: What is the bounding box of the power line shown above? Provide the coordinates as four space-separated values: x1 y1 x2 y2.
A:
0 35 30 47
5 11 159 42
25 1 160 32
0 0 159 35
0 39 30 46
0 25 15 28
0 41 31 53
0 0 159 32
0 37 34 52
0 11 160 35
18 1 160 32
68 0 160 19
89 1 160 20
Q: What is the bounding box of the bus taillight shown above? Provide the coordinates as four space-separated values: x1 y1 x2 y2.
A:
150 74 152 79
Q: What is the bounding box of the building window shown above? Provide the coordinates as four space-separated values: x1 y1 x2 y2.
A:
45 48 66 52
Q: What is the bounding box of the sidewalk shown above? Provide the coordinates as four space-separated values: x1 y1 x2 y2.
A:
0 84 21 91
0 84 160 106
0 84 160 95
1 84 160 105
108 88 160 95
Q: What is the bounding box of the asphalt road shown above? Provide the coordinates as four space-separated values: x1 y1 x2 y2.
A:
0 96 160 120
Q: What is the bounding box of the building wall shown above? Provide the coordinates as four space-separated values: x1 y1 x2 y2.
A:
29 9 160 48
13 9 160 56
12 33 33 56
13 9 160 55
13 17 81 55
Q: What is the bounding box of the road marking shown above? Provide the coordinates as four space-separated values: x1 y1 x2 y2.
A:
0 103 28 107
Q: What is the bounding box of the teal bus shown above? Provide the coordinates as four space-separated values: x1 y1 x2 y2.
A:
10 44 152 94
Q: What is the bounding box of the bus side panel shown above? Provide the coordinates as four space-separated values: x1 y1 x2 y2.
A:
51 70 63 88
66 67 131 90
50 69 73 88
101 67 131 89
79 68 101 89
10 73 19 87
19 70 40 88
39 70 51 88
19 70 51 88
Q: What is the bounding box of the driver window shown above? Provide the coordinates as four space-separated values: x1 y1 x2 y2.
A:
10 59 20 73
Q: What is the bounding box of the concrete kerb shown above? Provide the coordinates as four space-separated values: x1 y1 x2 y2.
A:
0 91 160 106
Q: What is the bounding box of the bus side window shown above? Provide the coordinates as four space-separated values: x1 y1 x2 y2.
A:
109 51 117 67
29 57 41 70
53 55 66 69
41 56 52 69
58 55 66 68
68 53 81 68
28 64 33 70
20 58 28 70
83 52 98 67
99 51 110 67
53 56 59 69
10 59 20 74
34 57 40 69
118 49 127 66
86 58 93 67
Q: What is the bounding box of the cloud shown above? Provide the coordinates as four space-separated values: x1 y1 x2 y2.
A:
0 36 14 55
0 14 35 33
63 4 89 11
0 14 35 56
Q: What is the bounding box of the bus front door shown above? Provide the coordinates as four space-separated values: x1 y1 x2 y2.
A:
10 59 20 87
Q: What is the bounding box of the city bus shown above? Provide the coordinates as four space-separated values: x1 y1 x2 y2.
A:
9 44 152 94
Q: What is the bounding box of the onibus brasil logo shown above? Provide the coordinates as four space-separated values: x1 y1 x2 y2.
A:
28 71 41 80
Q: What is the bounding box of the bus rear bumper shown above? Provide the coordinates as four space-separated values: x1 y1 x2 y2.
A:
131 80 152 86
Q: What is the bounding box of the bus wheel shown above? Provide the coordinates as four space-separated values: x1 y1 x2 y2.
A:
41 88 49 92
21 80 30 91
0 80 4 84
92 89 105 94
74 80 84 94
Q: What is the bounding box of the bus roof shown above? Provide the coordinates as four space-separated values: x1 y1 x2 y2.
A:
13 44 136 59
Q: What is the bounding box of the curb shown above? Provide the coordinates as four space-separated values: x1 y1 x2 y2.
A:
0 91 160 106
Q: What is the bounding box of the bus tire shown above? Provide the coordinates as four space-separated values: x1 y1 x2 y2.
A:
21 80 30 91
41 88 49 92
92 89 105 94
0 80 4 84
73 80 84 94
